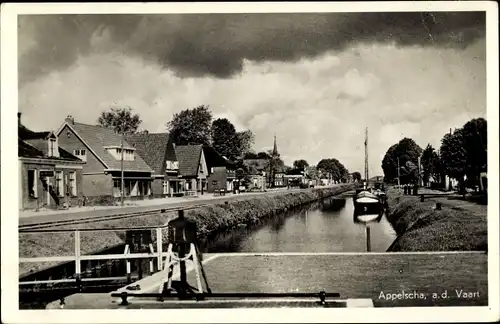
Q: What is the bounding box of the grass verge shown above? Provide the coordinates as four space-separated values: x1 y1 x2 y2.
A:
386 188 487 252
19 184 356 277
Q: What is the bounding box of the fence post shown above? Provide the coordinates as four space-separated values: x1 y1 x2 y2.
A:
365 225 371 252
156 228 163 272
74 230 81 290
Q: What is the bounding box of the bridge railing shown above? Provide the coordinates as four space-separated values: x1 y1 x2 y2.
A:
19 226 170 287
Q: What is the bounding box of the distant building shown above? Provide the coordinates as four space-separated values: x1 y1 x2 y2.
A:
18 113 85 210
56 116 154 204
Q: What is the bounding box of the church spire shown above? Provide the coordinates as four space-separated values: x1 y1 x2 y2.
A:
272 133 278 157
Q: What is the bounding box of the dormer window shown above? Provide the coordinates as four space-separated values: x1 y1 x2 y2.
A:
48 137 59 157
166 160 179 170
104 146 135 161
73 149 87 162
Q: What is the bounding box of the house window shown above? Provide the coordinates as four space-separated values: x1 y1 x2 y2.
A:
113 179 122 197
68 171 77 196
166 160 179 170
55 171 64 197
28 169 37 198
73 149 87 162
48 138 57 157
199 163 203 173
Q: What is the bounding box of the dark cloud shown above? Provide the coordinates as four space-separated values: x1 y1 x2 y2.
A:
18 12 485 84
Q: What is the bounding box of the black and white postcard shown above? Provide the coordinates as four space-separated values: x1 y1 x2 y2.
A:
1 2 499 323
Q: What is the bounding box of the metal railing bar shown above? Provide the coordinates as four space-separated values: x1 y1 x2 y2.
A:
112 292 341 299
20 252 161 263
19 226 168 234
19 276 132 285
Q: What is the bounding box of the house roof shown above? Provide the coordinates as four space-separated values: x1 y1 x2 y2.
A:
18 126 82 162
243 159 270 171
286 168 304 176
174 145 203 177
202 145 235 170
63 122 153 172
125 132 172 175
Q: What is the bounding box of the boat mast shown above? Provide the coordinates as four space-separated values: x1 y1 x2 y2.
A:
364 127 369 183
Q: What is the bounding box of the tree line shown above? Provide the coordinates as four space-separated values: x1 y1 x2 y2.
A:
381 117 487 190
96 105 361 185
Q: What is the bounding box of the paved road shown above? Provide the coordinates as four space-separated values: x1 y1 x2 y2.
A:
50 252 488 309
19 187 327 226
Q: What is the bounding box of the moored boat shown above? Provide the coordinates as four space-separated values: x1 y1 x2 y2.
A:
353 128 384 214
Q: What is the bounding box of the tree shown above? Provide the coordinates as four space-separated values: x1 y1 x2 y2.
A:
381 138 423 184
440 129 467 185
167 105 212 145
243 152 258 159
211 118 239 160
352 171 362 182
421 144 440 186
257 151 271 159
98 107 142 134
317 158 349 183
293 159 309 170
461 118 487 187
236 130 255 158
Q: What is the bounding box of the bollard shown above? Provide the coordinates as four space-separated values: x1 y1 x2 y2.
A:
366 225 371 252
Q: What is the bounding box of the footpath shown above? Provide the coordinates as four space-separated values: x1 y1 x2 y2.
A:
19 186 338 226
414 188 487 218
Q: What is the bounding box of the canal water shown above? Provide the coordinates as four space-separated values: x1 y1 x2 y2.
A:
20 193 396 309
199 194 396 253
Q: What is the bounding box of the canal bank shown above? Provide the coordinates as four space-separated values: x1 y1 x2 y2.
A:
385 187 487 252
19 184 357 278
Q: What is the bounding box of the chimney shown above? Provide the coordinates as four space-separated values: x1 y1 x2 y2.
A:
65 115 74 125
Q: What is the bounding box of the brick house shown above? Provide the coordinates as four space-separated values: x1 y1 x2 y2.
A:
174 145 209 195
56 116 154 204
125 132 183 197
18 114 85 211
203 145 236 193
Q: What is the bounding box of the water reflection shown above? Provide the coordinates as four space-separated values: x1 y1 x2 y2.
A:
199 196 396 253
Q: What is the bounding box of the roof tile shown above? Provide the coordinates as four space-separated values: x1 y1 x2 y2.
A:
69 122 153 172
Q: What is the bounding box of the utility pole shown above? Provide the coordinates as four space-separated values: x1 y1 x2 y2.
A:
120 122 125 207
397 157 400 186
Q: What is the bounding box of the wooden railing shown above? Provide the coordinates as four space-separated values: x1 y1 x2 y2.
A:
19 226 168 286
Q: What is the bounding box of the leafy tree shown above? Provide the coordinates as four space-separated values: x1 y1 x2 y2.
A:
351 171 362 182
439 129 467 184
243 152 258 159
211 118 239 160
257 152 271 159
461 118 487 187
98 107 142 134
317 158 349 183
167 105 212 145
236 130 255 158
421 144 440 186
381 138 423 184
293 159 309 170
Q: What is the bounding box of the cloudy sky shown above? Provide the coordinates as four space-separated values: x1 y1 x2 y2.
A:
18 11 486 176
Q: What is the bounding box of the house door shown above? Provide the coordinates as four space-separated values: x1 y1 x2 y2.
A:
44 177 51 207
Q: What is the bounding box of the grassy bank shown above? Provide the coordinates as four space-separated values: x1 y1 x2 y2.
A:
386 188 487 252
19 184 356 277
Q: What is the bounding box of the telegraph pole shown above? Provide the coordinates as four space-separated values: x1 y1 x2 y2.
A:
397 157 401 186
120 122 125 207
